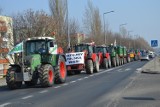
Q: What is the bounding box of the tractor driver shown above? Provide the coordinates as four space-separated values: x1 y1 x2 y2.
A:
38 44 46 53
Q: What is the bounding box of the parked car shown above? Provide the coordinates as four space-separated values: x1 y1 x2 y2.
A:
141 53 150 61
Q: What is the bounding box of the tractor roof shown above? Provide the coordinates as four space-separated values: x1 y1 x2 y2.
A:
26 37 55 41
96 45 106 48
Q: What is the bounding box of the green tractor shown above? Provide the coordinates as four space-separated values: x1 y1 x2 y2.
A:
6 37 67 89
107 45 119 67
122 46 130 63
116 46 124 65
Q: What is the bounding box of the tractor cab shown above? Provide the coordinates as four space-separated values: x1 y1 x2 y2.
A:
25 37 57 56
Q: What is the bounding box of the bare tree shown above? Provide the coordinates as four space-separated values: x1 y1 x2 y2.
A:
49 0 67 36
13 9 56 44
83 0 102 44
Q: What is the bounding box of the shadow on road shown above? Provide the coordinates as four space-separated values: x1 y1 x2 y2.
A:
123 97 155 101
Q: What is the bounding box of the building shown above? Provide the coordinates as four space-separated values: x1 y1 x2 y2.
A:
0 16 14 76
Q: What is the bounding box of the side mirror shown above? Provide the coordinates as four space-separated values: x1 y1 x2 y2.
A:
50 42 54 47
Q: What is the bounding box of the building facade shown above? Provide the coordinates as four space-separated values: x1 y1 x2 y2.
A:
0 16 14 76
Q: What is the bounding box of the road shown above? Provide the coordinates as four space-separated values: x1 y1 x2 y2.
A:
0 61 159 107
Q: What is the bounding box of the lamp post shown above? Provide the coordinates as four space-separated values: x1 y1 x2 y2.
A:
67 0 70 49
128 31 133 49
119 23 127 33
103 11 114 44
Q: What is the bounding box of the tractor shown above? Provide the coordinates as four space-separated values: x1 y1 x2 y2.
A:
129 49 135 61
6 37 67 89
94 45 111 69
107 45 119 67
134 49 141 60
122 46 130 63
66 43 99 75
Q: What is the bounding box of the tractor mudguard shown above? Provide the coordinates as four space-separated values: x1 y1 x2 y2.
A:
56 54 66 65
9 64 21 72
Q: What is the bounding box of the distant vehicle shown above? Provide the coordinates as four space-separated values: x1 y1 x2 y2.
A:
140 53 150 61
148 51 155 58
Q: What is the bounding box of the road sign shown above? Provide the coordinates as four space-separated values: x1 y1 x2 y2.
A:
151 40 158 47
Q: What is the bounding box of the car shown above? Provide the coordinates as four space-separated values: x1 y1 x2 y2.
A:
148 51 155 58
140 54 150 61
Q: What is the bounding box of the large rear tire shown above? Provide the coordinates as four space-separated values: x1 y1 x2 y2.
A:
39 64 54 87
108 58 112 68
86 59 94 74
6 67 22 90
112 57 116 67
102 58 108 69
94 57 100 73
55 56 67 84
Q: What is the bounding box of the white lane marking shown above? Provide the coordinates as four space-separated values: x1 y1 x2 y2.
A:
89 74 94 77
78 78 83 81
39 90 48 94
117 69 122 72
136 68 142 73
54 86 61 89
0 102 11 107
70 81 76 84
136 68 142 71
125 68 131 71
21 95 33 100
84 76 89 79
62 83 69 86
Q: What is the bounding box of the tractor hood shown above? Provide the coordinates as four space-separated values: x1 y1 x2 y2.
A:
24 54 41 72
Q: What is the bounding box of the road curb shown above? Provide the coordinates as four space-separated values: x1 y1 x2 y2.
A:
141 57 160 74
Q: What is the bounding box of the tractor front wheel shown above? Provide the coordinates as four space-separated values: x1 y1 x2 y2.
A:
55 56 67 84
39 64 54 87
102 58 108 69
6 67 22 90
86 59 94 74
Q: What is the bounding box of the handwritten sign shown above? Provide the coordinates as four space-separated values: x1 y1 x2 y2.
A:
66 52 84 65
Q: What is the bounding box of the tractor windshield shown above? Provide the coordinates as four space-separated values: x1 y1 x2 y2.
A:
96 47 106 53
75 45 88 52
26 40 46 55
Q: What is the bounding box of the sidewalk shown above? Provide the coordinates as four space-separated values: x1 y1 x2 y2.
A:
142 56 160 73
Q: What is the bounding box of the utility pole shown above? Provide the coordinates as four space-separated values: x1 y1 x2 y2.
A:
103 11 114 44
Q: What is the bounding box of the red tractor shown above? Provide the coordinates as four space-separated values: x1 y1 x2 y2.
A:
94 45 111 69
66 43 99 75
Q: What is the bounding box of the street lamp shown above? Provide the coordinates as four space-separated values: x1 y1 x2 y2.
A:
103 11 114 44
67 0 70 49
119 23 127 33
128 31 133 49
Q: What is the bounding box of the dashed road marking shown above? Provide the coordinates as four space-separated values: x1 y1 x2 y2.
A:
70 81 76 84
89 74 94 77
0 102 11 107
54 86 61 89
21 95 33 100
39 90 48 94
62 83 69 86
125 68 131 71
84 77 89 79
78 78 83 81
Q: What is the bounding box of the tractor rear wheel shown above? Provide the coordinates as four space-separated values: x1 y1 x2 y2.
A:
86 59 94 74
55 56 67 84
39 64 54 87
108 58 112 68
102 58 108 69
6 67 22 90
94 57 100 73
112 57 116 67
127 56 130 63
116 57 120 66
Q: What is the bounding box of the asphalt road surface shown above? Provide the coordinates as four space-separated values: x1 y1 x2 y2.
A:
1 61 159 107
